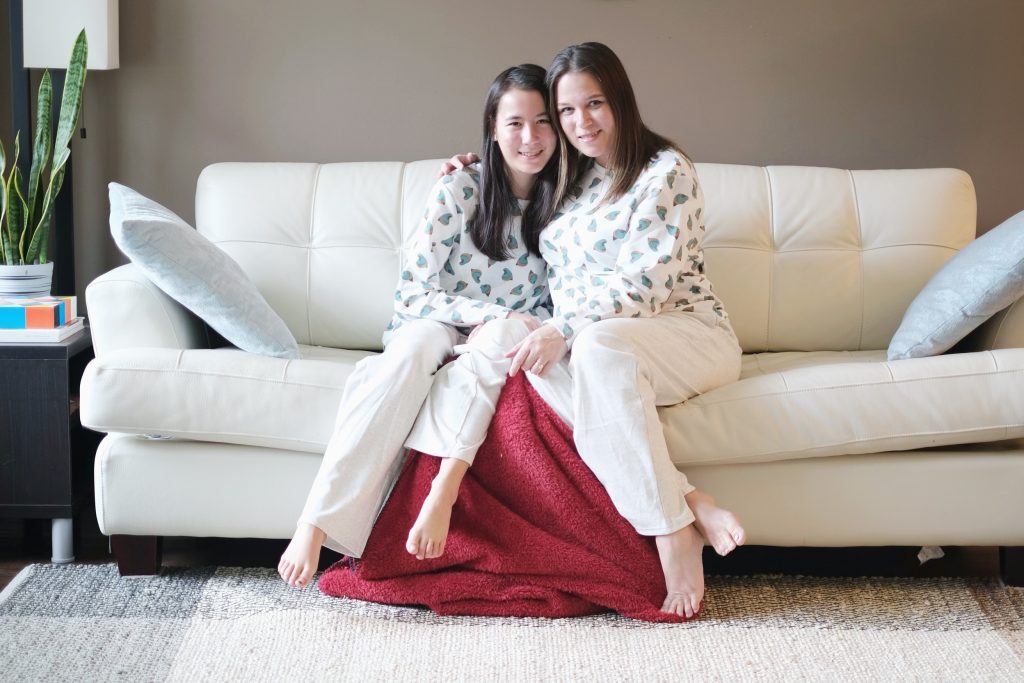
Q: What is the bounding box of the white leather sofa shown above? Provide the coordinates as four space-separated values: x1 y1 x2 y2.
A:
80 161 1024 578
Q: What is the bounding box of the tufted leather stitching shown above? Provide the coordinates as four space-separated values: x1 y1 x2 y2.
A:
764 166 775 351
849 170 866 350
676 423 1024 463
689 365 1022 406
305 165 323 346
97 424 326 449
90 364 351 390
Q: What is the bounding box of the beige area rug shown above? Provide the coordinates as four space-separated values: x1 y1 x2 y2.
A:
1 564 1023 682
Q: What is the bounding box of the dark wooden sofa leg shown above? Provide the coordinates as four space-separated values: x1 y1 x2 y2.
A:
999 547 1024 586
111 535 163 576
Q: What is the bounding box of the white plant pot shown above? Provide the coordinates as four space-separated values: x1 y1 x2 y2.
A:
0 262 54 298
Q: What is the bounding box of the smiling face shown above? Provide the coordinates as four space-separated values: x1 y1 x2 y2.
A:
493 87 557 199
555 71 616 167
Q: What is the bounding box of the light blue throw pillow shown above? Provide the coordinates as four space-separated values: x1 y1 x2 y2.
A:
888 209 1024 360
108 183 301 359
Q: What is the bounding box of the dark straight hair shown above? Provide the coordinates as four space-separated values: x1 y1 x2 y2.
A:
546 42 685 206
470 64 558 260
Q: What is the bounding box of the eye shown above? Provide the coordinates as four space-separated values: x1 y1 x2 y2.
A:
588 99 604 109
559 106 573 116
538 117 551 125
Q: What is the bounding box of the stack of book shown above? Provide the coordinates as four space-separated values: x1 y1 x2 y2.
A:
0 296 85 342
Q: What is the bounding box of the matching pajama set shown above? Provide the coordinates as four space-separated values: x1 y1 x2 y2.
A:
527 148 742 536
299 164 549 557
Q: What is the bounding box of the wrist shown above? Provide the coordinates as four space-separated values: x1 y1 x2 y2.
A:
544 320 569 340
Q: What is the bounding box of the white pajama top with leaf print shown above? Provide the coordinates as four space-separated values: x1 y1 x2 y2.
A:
539 148 728 347
384 164 550 345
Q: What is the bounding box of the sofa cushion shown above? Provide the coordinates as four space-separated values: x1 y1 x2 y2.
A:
80 345 374 452
887 209 1024 360
109 183 301 359
662 348 1024 466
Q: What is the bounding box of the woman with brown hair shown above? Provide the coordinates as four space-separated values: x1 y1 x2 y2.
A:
503 42 746 619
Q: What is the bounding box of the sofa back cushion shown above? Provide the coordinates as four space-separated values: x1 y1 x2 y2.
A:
195 162 976 352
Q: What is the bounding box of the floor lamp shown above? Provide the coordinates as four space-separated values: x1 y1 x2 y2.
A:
10 0 118 296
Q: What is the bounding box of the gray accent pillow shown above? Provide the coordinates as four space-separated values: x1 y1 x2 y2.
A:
108 183 301 359
888 209 1024 360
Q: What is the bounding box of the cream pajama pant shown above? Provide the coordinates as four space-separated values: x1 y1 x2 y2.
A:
526 311 742 536
299 317 530 557
405 319 531 464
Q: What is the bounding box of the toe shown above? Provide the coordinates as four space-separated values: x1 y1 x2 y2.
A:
662 594 685 617
685 596 697 619
298 568 313 588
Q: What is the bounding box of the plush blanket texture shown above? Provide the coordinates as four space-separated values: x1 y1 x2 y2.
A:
319 373 686 623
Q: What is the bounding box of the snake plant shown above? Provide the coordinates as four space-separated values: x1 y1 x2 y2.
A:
0 29 87 266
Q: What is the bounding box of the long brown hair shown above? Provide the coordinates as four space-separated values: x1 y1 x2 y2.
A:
471 64 558 260
546 42 684 206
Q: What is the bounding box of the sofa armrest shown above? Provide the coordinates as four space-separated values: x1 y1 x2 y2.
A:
86 264 210 356
960 298 1024 352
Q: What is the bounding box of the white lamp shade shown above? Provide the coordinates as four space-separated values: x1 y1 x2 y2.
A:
23 0 119 70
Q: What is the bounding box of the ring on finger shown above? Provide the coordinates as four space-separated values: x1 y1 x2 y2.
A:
532 361 546 374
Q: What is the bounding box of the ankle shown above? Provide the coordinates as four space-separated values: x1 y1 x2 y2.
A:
427 479 460 507
298 523 326 544
685 489 714 509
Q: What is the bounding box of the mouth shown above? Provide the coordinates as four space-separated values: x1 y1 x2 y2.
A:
518 150 545 160
576 130 600 144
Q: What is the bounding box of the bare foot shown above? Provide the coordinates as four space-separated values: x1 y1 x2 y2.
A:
655 523 705 619
278 523 326 588
686 489 746 556
406 486 456 560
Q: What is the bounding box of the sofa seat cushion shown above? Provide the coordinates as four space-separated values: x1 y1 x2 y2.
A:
81 345 375 452
663 348 1024 466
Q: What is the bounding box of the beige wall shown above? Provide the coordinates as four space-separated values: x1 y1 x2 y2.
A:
70 0 1024 301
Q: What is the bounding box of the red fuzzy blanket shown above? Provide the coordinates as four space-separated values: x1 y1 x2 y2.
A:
319 372 685 623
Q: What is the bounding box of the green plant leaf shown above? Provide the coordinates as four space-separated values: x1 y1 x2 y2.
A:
10 166 28 264
53 30 88 156
28 208 54 264
0 139 7 264
27 164 64 264
3 135 22 264
25 30 87 265
27 71 53 234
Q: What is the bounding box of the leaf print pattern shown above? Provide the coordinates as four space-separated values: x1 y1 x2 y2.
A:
537 149 728 345
386 164 550 342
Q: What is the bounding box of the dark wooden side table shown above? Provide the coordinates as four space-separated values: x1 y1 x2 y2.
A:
0 328 97 563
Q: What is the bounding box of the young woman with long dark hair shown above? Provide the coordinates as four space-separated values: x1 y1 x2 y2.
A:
503 42 746 619
279 64 559 587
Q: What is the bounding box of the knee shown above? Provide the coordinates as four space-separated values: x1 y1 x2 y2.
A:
468 318 530 351
384 320 454 373
569 320 641 370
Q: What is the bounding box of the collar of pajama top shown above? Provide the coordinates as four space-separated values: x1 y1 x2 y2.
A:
385 164 551 343
539 148 728 346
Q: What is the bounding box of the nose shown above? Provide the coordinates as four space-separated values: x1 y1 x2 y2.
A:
521 122 539 144
575 109 592 130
